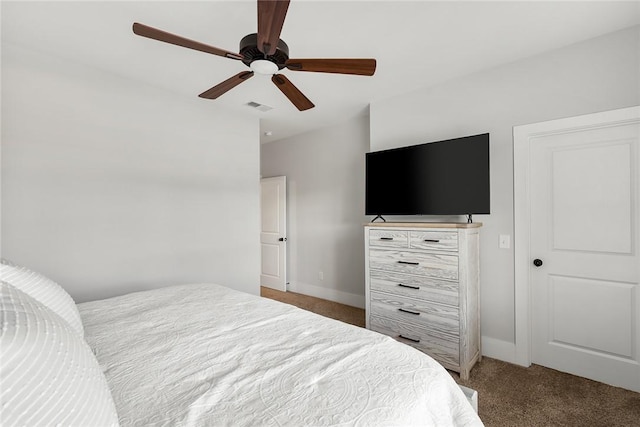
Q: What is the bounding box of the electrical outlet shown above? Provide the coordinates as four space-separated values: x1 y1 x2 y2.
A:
499 234 511 249
318 271 324 281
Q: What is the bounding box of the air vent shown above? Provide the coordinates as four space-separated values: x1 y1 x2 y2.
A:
246 101 273 112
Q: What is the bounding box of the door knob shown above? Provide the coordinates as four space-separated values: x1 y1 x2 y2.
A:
533 259 543 267
278 237 287 242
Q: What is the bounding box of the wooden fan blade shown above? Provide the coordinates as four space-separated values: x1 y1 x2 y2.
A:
271 74 314 111
257 0 290 55
285 58 377 76
199 72 254 99
133 23 244 60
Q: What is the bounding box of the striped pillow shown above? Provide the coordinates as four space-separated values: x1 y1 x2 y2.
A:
0 281 119 427
0 259 84 335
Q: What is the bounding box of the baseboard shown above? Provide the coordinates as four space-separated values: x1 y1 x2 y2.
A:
481 336 523 365
287 281 365 309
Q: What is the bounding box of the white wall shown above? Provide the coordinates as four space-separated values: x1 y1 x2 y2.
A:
261 116 369 308
1 43 261 302
370 26 640 358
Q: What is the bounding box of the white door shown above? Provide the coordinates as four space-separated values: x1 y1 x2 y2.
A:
526 107 640 392
261 176 287 291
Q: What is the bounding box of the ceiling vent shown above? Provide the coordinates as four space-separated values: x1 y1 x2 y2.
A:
246 101 273 112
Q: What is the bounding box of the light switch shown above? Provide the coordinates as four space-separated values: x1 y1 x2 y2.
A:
499 234 511 249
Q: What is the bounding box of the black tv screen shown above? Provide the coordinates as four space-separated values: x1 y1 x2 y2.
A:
365 133 490 216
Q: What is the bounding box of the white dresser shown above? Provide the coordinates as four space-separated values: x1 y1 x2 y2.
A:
364 222 481 379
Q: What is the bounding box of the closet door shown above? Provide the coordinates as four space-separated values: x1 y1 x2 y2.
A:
527 108 640 392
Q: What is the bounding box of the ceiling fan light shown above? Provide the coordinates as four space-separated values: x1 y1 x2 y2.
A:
250 59 279 75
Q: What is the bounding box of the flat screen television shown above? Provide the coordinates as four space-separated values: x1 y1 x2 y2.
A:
365 133 490 219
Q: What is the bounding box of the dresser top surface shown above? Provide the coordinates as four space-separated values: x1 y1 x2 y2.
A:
365 222 482 229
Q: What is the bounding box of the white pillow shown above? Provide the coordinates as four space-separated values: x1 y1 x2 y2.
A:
0 281 120 427
0 258 84 335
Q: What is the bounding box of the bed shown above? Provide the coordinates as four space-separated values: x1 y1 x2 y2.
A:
1 260 483 426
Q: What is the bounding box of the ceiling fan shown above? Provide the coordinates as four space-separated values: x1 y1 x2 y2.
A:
132 0 376 111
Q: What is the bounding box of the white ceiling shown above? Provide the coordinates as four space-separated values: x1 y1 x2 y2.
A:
2 1 639 143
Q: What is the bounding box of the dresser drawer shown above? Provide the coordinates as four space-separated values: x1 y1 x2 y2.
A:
370 291 459 336
409 230 458 252
370 315 460 366
370 270 459 306
368 229 408 248
369 248 459 281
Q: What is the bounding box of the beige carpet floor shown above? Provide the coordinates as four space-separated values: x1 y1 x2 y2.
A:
261 287 640 427
261 287 365 327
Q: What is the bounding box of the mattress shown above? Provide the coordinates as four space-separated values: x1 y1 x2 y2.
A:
79 283 483 426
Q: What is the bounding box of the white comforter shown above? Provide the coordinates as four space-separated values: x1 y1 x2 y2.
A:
79 284 482 426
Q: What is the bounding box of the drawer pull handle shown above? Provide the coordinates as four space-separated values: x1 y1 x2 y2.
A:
399 334 420 343
399 308 420 315
398 284 420 290
397 261 419 266
423 239 440 243
380 237 394 241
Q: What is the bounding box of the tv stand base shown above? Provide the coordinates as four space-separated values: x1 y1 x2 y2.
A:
371 215 386 223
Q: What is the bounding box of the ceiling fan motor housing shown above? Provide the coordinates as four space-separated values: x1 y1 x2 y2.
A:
240 33 289 69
